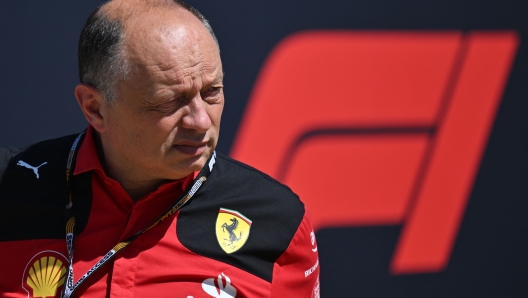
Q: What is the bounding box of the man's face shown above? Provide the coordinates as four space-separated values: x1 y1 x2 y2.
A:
99 8 223 182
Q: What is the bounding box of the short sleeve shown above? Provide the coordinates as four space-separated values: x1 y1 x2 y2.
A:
271 209 321 297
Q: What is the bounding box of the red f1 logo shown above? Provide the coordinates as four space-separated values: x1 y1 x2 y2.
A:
231 31 518 274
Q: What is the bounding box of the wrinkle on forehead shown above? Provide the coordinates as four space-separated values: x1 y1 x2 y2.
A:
149 61 223 97
159 61 217 82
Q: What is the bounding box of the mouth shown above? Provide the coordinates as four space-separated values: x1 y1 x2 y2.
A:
173 141 208 156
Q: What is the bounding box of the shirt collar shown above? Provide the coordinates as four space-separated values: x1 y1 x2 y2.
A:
74 125 104 176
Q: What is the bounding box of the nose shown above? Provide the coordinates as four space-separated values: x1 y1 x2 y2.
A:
181 95 212 133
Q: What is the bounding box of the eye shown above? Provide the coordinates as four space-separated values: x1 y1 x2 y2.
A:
153 97 183 113
201 86 223 103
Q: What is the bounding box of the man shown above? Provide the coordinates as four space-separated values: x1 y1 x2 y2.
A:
0 0 320 297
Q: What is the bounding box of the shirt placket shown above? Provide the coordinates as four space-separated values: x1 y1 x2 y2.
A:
108 201 145 298
107 183 182 298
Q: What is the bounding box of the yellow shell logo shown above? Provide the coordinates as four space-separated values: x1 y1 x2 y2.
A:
216 208 252 254
22 251 67 298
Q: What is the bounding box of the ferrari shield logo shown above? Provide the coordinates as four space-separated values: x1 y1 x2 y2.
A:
216 208 252 254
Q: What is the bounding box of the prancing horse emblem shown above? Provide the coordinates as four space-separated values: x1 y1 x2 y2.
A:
17 160 47 179
222 218 243 244
216 208 252 254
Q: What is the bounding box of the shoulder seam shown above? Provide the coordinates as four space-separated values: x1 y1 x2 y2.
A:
216 153 297 195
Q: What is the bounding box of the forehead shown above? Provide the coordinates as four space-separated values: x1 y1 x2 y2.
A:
123 7 221 82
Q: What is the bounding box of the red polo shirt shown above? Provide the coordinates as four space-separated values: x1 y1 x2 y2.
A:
0 126 320 297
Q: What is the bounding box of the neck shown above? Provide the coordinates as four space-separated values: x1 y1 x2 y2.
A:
93 132 169 202
119 178 170 201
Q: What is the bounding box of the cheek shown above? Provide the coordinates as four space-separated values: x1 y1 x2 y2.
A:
105 111 128 141
156 112 183 135
108 111 158 150
153 113 185 148
209 103 224 127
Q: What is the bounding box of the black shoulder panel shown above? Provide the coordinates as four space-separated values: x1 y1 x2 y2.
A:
177 154 305 282
0 134 92 241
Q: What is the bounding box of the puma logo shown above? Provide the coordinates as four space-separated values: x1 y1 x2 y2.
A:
17 160 47 179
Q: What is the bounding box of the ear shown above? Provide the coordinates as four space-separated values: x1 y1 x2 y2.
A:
74 84 108 132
